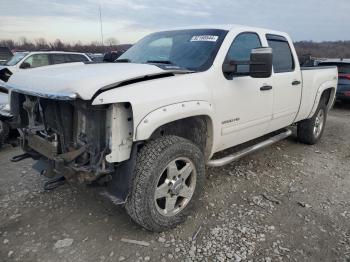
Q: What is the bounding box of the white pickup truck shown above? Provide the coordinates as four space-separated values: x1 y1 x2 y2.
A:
0 25 337 232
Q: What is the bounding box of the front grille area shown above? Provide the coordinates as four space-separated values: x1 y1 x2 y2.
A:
10 91 112 180
41 99 75 150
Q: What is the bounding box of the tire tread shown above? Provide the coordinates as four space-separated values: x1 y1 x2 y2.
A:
125 135 204 232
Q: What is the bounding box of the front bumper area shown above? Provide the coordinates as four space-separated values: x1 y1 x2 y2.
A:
10 91 115 183
21 132 113 183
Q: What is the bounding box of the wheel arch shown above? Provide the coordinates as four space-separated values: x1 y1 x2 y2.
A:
135 101 215 160
308 85 336 118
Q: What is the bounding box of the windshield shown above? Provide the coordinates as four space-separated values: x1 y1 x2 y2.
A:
5 52 28 66
118 29 228 71
319 62 350 74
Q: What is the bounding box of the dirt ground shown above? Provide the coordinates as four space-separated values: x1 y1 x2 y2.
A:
0 103 349 262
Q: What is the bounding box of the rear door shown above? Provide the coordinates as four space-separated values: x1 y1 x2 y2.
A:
67 54 89 62
266 34 302 131
50 54 67 65
50 54 89 65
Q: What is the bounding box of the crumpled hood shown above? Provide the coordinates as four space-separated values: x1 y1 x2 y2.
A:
4 63 169 100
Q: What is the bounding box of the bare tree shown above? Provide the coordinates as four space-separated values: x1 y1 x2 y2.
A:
105 37 119 47
295 41 350 59
34 38 49 50
51 39 65 51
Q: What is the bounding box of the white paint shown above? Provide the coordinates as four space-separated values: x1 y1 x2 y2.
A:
6 62 167 100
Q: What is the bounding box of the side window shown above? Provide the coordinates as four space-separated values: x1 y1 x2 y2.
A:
51 54 67 65
67 54 89 62
266 34 295 73
226 33 262 73
22 54 50 68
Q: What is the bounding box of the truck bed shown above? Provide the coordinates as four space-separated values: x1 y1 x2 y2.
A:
295 66 338 122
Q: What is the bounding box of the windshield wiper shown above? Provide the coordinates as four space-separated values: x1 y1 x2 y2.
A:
147 60 173 64
115 59 131 63
146 60 195 73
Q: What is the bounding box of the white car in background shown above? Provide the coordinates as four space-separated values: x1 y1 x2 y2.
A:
1 51 92 73
0 51 92 146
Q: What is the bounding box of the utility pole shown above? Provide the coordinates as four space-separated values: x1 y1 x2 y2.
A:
99 4 104 46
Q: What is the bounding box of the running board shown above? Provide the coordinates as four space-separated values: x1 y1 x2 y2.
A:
207 129 293 167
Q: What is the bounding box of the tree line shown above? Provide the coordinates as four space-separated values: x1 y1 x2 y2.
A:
1 37 350 58
294 41 350 59
0 37 121 53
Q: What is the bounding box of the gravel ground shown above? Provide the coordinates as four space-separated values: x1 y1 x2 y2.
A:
0 103 349 262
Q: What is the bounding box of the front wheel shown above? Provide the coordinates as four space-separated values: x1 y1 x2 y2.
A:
297 96 328 145
125 136 205 232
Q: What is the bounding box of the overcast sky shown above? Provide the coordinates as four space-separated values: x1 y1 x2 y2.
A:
0 0 349 44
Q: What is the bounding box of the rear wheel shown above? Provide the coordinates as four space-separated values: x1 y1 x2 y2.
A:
125 136 205 232
297 96 327 145
0 120 9 147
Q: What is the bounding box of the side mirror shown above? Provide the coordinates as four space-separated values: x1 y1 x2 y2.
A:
222 60 237 75
249 47 273 78
20 62 31 69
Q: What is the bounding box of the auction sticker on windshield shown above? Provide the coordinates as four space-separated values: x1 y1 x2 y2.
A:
190 35 219 42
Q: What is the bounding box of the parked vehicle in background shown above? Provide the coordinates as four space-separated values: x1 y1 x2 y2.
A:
0 51 92 147
298 54 326 67
0 25 338 231
87 53 104 63
0 51 92 74
103 51 122 62
0 47 13 65
103 44 132 62
318 59 350 103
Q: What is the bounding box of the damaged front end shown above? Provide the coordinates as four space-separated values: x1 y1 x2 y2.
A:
10 91 131 185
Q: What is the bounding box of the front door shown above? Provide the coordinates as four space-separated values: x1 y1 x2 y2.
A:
213 32 274 152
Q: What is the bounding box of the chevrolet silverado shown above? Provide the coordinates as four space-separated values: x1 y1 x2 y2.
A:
0 25 338 231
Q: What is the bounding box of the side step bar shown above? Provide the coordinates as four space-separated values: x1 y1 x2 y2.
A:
207 129 293 167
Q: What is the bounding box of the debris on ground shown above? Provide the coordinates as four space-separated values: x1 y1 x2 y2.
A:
121 238 150 247
54 238 74 249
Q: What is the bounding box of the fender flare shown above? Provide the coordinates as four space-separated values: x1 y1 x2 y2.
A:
308 82 336 118
135 100 214 141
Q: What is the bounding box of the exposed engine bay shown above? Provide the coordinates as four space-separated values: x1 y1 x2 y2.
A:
9 91 133 184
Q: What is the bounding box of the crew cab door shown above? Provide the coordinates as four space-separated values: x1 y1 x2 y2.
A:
266 34 302 130
213 32 274 151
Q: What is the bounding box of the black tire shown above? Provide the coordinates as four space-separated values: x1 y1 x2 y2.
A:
125 135 205 232
297 95 328 145
0 120 10 148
